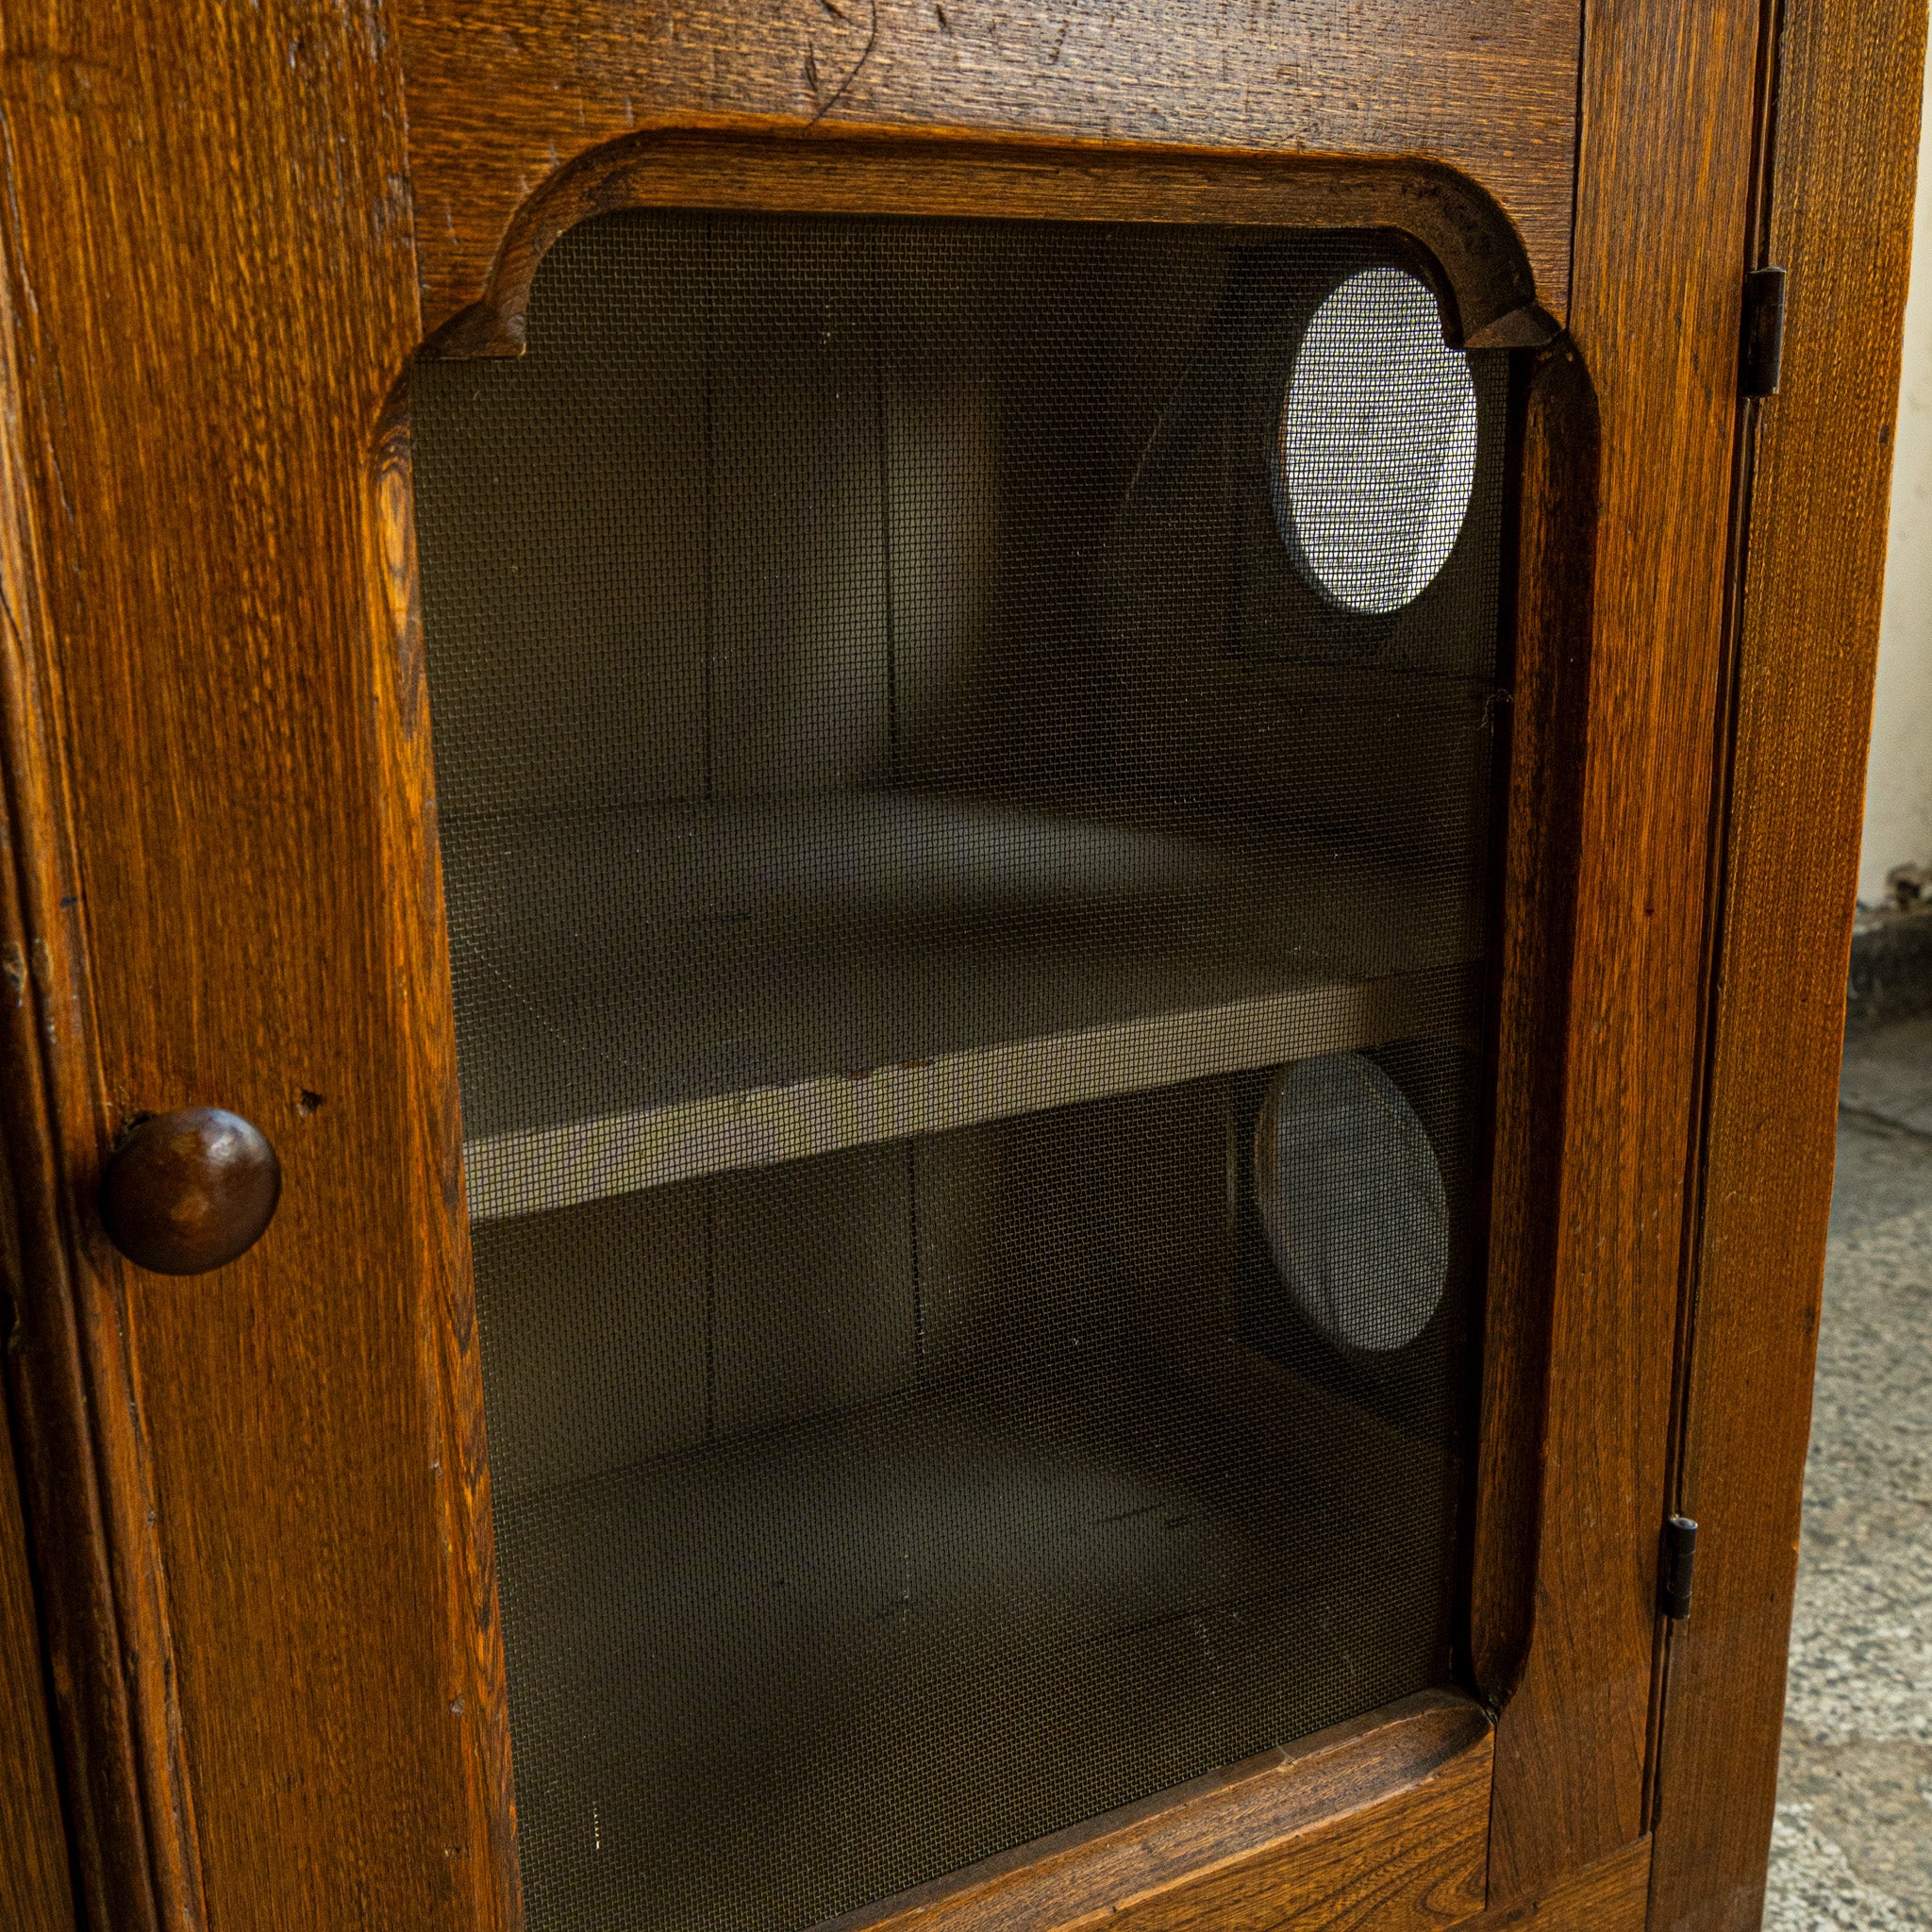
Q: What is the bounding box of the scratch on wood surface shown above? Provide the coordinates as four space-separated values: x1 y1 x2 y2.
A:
806 0 880 124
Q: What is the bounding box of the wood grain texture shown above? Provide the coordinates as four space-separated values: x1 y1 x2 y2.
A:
0 1392 76 1932
824 1690 1491 1932
397 0 1582 340
418 131 1556 359
1482 0 1768 1903
1646 0 1928 1926
371 397 522 1924
1463 1837 1649 1931
0 154 200 1932
0 6 515 1931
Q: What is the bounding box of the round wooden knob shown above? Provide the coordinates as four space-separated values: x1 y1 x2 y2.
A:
99 1108 282 1275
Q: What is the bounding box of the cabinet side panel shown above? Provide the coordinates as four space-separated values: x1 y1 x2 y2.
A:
1485 0 1765 1901
0 6 516 1930
1648 0 1929 1925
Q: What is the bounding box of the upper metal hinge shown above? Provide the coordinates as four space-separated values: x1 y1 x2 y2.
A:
1740 267 1789 398
1660 1514 1700 1621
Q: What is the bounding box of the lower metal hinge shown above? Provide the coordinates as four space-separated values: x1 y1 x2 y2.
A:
1660 1514 1699 1621
1740 267 1788 398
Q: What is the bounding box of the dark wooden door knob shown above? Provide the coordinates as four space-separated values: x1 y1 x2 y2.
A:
99 1108 283 1275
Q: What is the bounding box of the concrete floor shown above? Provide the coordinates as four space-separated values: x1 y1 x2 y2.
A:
1764 1015 1932 1927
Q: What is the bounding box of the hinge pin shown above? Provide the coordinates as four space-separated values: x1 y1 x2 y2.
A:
1661 1514 1699 1621
1740 267 1788 398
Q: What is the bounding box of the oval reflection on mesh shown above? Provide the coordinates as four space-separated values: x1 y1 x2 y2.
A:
1275 268 1479 615
1255 1053 1449 1354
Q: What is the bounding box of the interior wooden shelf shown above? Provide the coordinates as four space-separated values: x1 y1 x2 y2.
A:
490 1346 1453 1932
452 793 1485 1221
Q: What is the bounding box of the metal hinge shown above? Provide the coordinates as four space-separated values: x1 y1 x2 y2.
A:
1740 267 1788 398
1660 1514 1699 1621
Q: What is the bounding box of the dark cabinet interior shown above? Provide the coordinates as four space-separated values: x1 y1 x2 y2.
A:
413 209 1506 1931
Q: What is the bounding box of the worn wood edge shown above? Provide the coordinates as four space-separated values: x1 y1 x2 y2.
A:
0 189 204 1932
367 386 523 1929
0 1366 77 1932
419 121 1555 361
464 961 1482 1220
1467 1836 1650 1929
1644 0 1930 1924
1096 1723 1490 1931
1466 341 1602 1705
814 1689 1491 1932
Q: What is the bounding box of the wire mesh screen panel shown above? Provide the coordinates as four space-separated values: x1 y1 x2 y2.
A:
411 209 1509 1932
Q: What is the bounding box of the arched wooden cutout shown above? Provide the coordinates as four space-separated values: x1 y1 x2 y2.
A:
420 125 1559 362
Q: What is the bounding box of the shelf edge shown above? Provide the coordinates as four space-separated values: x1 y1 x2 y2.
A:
462 959 1481 1221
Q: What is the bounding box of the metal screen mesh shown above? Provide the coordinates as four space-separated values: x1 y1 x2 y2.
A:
412 209 1507 1932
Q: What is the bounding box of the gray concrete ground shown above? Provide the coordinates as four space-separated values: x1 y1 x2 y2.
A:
1765 1015 1932 1927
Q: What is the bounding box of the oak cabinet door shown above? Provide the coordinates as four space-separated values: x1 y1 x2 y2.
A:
0 4 1916 1931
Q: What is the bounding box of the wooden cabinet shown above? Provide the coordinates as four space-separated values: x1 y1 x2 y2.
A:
0 5 1921 1930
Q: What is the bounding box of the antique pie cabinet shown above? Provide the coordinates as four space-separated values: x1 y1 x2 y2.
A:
0 2 1924 1929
